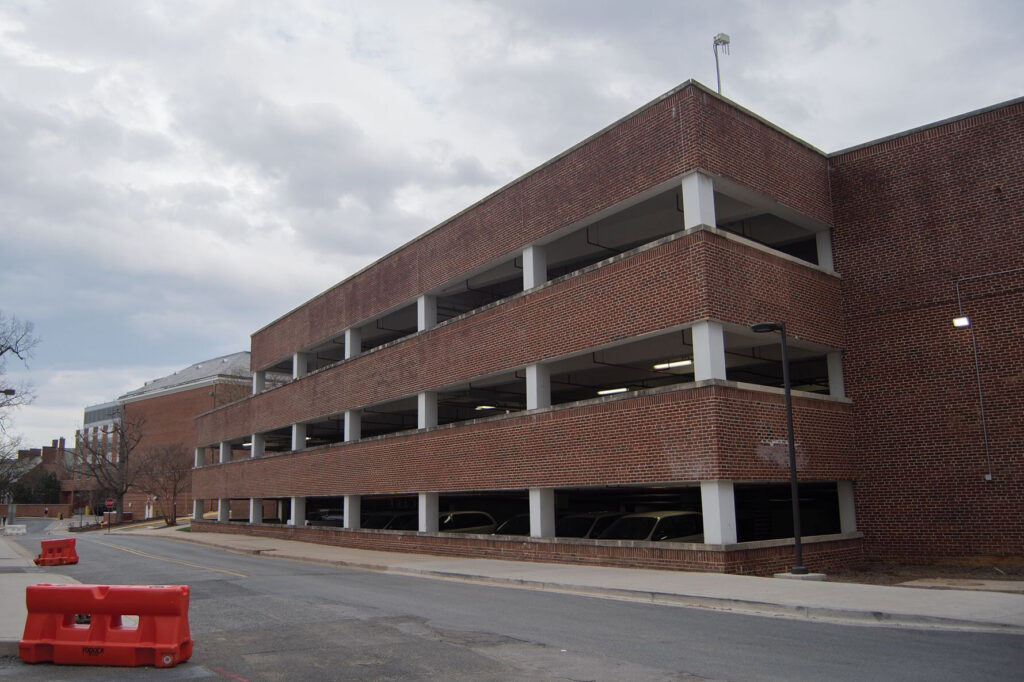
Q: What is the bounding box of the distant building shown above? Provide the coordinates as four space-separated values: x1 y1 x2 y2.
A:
70 352 259 521
190 81 1023 573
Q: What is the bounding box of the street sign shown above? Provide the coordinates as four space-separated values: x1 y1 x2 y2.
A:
105 498 114 509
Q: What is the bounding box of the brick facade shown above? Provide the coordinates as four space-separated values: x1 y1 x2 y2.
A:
192 81 1024 571
831 100 1024 562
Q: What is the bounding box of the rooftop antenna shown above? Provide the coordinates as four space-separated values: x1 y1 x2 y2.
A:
713 33 730 95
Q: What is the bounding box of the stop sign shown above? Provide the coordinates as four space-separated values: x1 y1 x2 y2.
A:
105 498 114 509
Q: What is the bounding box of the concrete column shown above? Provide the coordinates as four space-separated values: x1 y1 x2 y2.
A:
276 500 285 522
692 321 727 381
418 493 439 532
291 422 307 451
523 245 548 290
344 495 361 530
191 498 203 521
417 294 437 332
526 363 551 410
682 171 716 230
816 230 834 271
217 499 230 522
418 391 437 429
528 487 556 538
700 480 737 544
838 481 856 533
344 409 362 442
194 447 203 468
290 496 306 527
250 433 265 458
345 327 362 359
218 441 230 464
249 498 263 524
252 370 266 395
827 351 845 398
293 352 309 380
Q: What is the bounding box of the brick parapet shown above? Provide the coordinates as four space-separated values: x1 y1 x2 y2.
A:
191 382 854 500
250 83 832 371
199 231 842 445
193 521 862 576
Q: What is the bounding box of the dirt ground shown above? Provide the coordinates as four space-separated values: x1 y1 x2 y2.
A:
828 561 1024 587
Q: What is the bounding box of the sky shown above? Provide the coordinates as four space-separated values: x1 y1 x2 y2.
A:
2 0 1022 448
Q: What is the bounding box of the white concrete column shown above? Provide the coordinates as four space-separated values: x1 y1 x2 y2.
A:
418 391 437 429
816 230 834 271
275 500 284 522
191 498 203 521
417 294 437 331
218 441 230 464
249 498 263 524
344 495 361 530
827 351 845 398
838 480 857 533
217 499 230 522
252 370 266 395
344 409 362 442
682 171 716 230
528 487 556 538
293 352 309 380
290 496 306 527
291 422 307 451
418 493 439 532
194 447 203 468
526 363 551 410
250 433 265 458
523 245 548 290
344 327 362 359
692 321 727 381
700 480 737 544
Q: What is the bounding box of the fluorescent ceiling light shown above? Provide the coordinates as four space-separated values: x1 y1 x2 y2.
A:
953 316 970 328
597 387 629 396
475 405 497 411
653 359 693 370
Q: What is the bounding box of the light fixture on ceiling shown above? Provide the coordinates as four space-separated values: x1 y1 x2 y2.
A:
597 387 629 396
475 405 497 411
653 359 693 370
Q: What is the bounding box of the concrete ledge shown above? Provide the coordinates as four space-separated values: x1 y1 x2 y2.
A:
1 526 27 536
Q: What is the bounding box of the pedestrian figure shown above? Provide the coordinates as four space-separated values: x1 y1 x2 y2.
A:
44 507 49 518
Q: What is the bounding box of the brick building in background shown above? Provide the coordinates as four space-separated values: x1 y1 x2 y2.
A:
190 80 1022 574
69 352 253 521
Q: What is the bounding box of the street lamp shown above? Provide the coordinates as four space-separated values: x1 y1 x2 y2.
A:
751 321 808 575
1 389 14 396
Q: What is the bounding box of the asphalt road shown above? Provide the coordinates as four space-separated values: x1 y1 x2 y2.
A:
3 521 1023 681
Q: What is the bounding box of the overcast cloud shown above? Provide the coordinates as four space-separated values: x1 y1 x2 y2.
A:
2 0 1022 447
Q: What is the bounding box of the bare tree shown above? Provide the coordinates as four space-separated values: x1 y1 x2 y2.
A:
0 436 23 508
74 406 146 523
0 312 39 436
136 442 192 526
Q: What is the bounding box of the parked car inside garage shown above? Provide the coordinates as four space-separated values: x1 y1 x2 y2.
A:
598 511 703 542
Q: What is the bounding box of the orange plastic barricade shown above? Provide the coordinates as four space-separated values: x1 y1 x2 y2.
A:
19 584 193 668
33 538 79 566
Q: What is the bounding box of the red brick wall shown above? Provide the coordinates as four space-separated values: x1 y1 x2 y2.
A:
195 521 862 576
117 380 248 521
192 383 854 499
200 231 841 444
250 83 831 371
831 100 1024 561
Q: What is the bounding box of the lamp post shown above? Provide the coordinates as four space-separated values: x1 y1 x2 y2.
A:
1 389 14 396
751 321 808 575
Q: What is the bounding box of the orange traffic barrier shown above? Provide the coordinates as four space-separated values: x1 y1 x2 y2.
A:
33 538 79 566
19 584 193 668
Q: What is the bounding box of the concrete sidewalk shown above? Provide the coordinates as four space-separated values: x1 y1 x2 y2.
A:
2 524 1023 659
